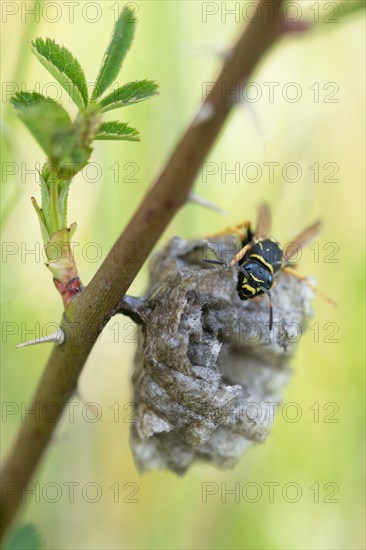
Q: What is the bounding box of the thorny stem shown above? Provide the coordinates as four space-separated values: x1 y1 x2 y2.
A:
1 0 289 539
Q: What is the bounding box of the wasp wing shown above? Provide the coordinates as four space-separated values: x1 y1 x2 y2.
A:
283 221 322 262
254 203 272 238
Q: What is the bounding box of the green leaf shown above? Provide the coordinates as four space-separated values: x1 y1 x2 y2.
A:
99 79 159 112
10 90 71 120
11 93 101 179
94 121 140 141
3 523 43 550
30 38 88 109
10 91 72 158
91 6 137 101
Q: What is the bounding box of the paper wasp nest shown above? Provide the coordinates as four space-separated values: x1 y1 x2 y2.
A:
121 234 314 474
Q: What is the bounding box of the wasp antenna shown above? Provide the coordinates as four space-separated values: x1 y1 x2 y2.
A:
269 299 273 331
188 193 227 216
16 329 65 349
260 287 273 331
202 258 226 266
204 259 251 280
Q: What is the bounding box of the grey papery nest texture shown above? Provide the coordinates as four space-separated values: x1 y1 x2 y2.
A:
121 234 314 474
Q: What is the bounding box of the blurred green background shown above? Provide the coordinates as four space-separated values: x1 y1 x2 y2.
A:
1 1 365 549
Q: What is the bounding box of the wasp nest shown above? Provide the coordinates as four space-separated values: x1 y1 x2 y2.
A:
119 234 314 474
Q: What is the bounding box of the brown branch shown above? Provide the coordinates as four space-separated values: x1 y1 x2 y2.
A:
0 0 286 539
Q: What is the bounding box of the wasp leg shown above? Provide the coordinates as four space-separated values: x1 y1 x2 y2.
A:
282 266 336 307
229 243 252 266
207 220 251 242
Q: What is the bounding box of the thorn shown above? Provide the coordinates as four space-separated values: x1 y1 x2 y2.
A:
16 329 65 349
188 193 227 216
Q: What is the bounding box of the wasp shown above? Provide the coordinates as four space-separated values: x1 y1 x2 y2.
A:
204 204 330 330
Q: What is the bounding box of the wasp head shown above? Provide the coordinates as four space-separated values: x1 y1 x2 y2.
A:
241 261 273 290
